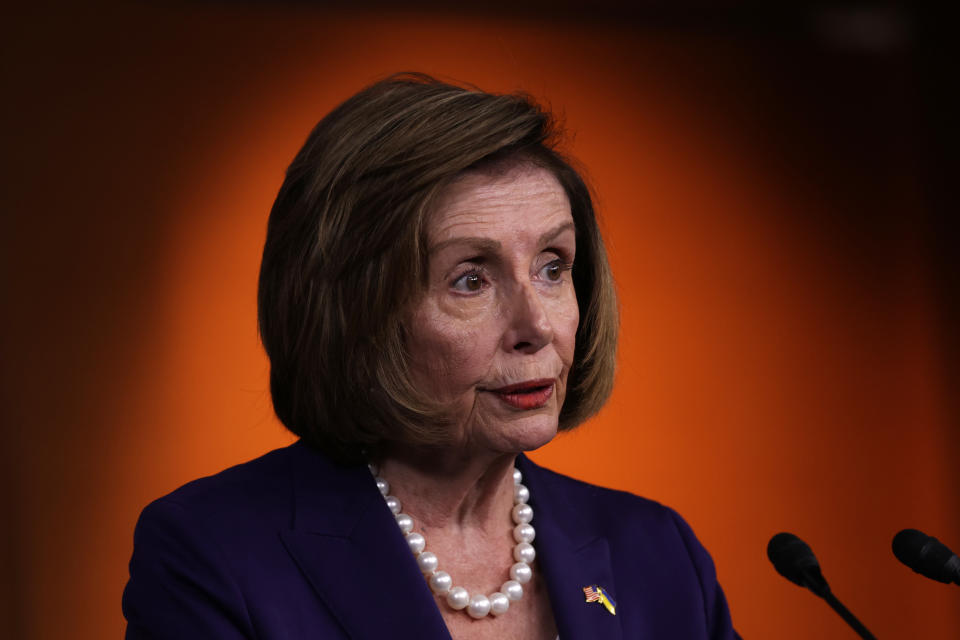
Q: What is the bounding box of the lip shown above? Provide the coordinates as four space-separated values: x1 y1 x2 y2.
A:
486 378 555 410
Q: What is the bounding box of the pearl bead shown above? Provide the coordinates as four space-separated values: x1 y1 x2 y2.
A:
405 532 425 554
417 551 438 573
501 579 523 601
385 495 401 514
446 586 469 610
513 523 535 543
489 591 510 616
429 571 452 594
367 463 379 476
467 594 491 619
395 513 413 534
510 561 532 584
513 541 536 564
514 483 530 504
372 463 538 619
512 503 533 524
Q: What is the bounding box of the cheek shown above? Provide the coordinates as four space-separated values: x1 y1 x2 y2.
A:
552 292 580 366
406 304 496 393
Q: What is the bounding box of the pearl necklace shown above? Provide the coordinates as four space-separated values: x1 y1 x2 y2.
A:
369 464 536 619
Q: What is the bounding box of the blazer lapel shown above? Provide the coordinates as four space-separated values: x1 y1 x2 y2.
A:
518 455 624 640
279 443 451 640
279 444 623 640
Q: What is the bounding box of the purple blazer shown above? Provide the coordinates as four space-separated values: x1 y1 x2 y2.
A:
123 441 739 639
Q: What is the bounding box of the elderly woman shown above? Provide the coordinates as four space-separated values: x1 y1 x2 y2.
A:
123 74 739 639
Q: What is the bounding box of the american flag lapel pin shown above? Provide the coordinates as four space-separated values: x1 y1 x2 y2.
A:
582 584 617 615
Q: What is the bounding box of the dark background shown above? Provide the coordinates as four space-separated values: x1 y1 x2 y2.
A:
3 3 957 638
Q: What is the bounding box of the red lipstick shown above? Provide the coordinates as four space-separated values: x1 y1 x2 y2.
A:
488 379 555 410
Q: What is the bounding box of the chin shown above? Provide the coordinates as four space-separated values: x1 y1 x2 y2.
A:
499 413 560 453
457 390 564 453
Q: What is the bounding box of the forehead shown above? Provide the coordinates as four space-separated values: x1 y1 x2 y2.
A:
426 165 572 246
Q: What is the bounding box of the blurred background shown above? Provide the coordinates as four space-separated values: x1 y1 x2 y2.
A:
2 1 957 638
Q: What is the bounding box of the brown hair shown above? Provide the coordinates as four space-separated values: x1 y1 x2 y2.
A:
258 73 617 461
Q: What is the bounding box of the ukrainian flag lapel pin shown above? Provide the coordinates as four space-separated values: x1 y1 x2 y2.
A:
582 584 617 615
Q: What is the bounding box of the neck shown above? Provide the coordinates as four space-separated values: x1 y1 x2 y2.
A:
378 444 518 532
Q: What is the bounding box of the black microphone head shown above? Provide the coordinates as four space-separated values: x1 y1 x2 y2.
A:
767 532 829 596
892 528 960 585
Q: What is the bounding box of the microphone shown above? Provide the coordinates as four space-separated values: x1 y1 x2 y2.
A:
767 532 830 596
892 528 960 586
767 533 877 640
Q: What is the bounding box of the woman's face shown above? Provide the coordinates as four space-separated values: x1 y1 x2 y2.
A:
406 164 579 455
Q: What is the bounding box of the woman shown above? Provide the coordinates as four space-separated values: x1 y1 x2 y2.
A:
123 73 740 639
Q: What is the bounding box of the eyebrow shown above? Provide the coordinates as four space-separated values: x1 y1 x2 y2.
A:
538 221 576 247
429 221 576 254
429 236 502 254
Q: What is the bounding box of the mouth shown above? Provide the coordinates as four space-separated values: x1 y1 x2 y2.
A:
486 379 555 410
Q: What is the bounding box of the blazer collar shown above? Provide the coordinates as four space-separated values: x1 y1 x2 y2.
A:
518 454 623 640
279 442 452 639
279 443 621 640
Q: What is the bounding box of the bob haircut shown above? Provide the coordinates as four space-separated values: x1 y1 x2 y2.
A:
258 73 618 462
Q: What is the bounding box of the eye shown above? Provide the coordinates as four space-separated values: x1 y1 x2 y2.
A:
539 259 572 282
451 270 485 293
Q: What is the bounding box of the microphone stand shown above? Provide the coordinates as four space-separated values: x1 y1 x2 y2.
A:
769 533 880 639
821 587 877 640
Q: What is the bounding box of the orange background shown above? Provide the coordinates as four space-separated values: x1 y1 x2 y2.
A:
3 3 958 639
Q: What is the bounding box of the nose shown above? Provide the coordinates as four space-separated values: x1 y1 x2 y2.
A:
502 282 554 354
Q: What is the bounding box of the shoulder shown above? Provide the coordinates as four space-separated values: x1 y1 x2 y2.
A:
128 441 315 574
123 442 321 637
520 456 716 589
155 442 298 508
138 441 315 531
521 456 739 639
521 456 690 542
